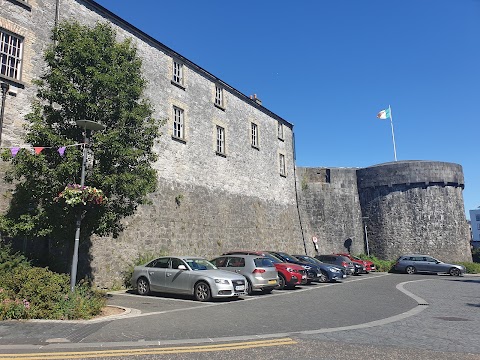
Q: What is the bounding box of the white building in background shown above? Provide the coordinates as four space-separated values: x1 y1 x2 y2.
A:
470 208 480 248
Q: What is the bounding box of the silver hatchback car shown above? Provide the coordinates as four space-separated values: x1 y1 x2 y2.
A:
210 254 279 294
131 256 247 301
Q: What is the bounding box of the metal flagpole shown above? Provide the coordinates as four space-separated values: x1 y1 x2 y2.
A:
389 105 397 161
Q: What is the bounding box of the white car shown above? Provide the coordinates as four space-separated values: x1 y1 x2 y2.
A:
131 256 247 301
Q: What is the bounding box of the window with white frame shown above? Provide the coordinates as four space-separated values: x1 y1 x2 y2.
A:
279 154 286 176
277 121 284 140
215 85 224 108
0 29 23 80
172 60 183 85
216 125 225 154
251 122 259 148
172 106 184 139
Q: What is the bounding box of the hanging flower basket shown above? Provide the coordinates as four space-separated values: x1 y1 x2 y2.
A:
55 184 107 207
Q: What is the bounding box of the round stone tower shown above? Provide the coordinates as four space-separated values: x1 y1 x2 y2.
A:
356 161 471 262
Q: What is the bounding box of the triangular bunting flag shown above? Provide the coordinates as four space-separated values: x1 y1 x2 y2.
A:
10 147 20 157
58 146 66 156
34 147 44 155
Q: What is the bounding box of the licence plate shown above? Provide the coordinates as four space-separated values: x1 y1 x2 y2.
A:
302 275 307 279
268 280 277 284
235 285 245 291
342 275 347 278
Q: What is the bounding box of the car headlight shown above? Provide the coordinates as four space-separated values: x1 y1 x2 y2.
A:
330 268 340 273
214 279 230 284
303 265 311 270
286 267 294 273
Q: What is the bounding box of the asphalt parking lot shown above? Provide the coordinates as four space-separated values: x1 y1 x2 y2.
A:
1 272 479 358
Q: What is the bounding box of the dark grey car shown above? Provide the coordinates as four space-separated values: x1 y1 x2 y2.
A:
210 255 279 294
292 254 347 282
394 254 465 276
315 254 355 275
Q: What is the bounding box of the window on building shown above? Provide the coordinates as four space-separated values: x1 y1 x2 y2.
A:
477 223 480 230
216 125 225 155
251 122 259 148
215 85 224 108
277 122 284 140
172 106 184 139
0 29 23 80
279 154 286 176
172 60 183 85
476 214 480 222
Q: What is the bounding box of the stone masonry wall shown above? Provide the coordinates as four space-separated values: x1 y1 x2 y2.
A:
0 0 304 288
357 161 471 263
296 167 364 256
0 1 472 288
88 179 304 288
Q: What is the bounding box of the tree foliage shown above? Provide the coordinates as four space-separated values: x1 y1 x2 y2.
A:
0 21 159 241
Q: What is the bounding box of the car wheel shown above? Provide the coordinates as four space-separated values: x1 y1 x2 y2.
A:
405 265 416 275
449 267 461 276
319 270 329 283
246 280 253 295
136 277 150 296
261 288 273 294
194 281 212 302
275 274 286 290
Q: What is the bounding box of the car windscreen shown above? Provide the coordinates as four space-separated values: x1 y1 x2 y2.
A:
254 258 275 267
185 258 217 270
264 254 281 264
293 255 315 264
277 253 300 262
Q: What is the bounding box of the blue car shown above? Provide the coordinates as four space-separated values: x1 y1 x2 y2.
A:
292 254 347 282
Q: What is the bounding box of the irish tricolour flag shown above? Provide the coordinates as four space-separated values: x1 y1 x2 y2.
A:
377 108 391 120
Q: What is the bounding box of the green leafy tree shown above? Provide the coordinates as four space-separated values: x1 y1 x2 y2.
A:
0 21 159 248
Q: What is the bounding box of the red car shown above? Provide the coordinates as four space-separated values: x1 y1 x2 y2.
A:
223 251 307 289
336 253 375 273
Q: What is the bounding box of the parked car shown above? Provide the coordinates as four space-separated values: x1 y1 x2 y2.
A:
352 261 367 275
394 254 466 276
266 251 321 283
315 254 355 275
210 254 278 294
131 256 247 301
336 253 375 273
292 254 347 282
223 251 307 289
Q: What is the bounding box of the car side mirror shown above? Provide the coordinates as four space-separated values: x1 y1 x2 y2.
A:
178 264 187 270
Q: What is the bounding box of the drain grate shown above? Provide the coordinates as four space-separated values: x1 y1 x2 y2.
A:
435 316 471 322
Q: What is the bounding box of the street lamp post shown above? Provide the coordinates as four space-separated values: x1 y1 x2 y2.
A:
70 120 105 292
362 216 370 256
0 82 10 145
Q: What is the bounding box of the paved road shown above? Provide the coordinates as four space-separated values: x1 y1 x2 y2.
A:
0 273 479 359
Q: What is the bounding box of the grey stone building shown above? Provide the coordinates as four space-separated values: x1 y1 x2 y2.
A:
0 0 471 288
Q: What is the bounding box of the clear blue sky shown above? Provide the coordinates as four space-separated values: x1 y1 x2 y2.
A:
94 0 479 219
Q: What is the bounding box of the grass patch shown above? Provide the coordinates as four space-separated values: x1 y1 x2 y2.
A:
356 254 396 272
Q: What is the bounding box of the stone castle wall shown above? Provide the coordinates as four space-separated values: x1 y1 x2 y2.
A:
0 1 472 288
1 0 304 288
296 167 364 255
356 161 471 263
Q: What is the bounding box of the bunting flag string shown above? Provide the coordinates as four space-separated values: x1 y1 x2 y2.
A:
1 143 85 158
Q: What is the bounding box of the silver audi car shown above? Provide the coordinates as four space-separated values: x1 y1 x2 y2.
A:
131 256 247 301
